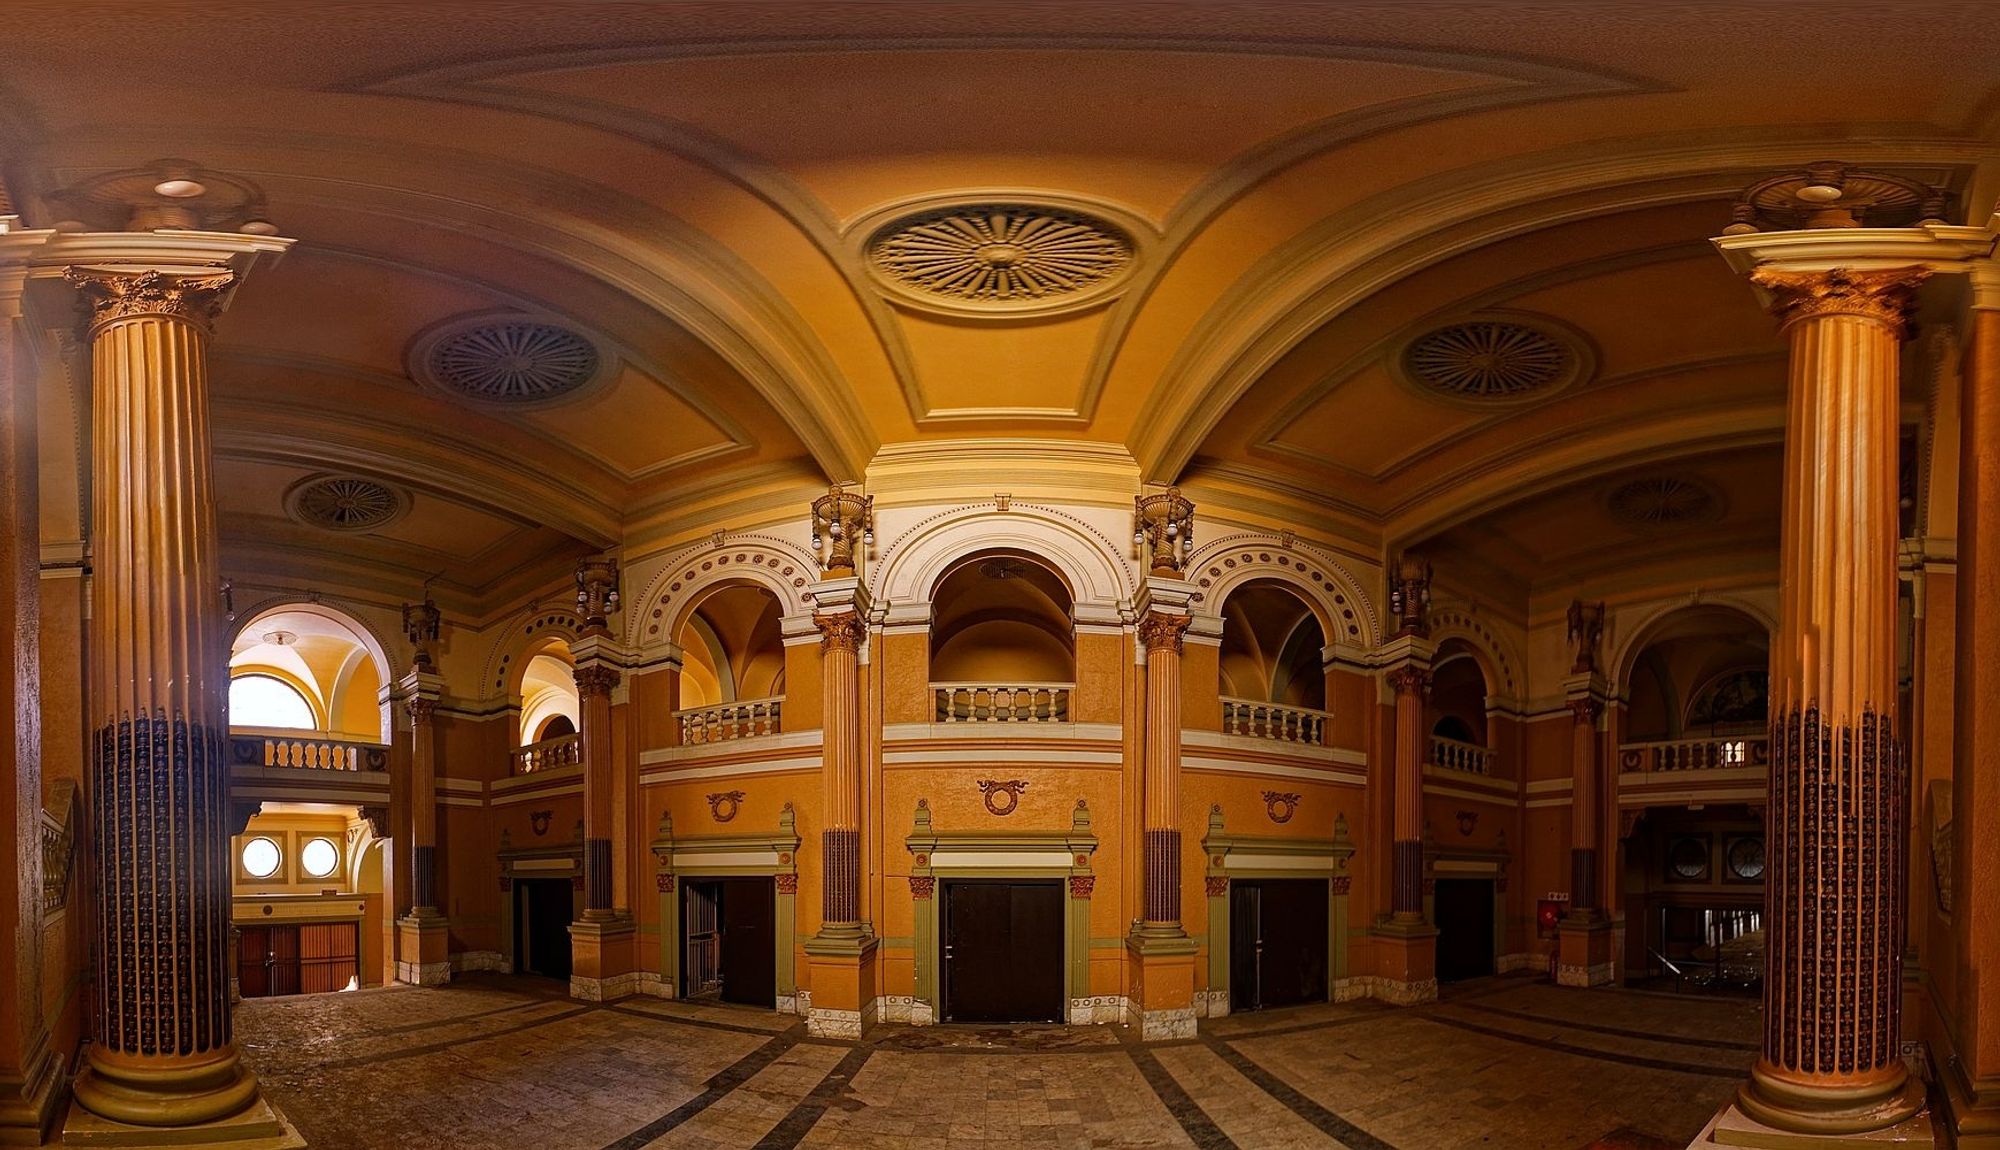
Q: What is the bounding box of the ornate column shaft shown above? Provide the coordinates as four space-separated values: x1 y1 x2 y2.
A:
1734 264 1930 1136
815 610 865 929
65 262 288 1135
1138 610 1191 930
1387 664 1429 921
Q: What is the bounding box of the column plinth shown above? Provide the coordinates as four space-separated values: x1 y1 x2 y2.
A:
55 245 302 1147
1693 246 1938 1147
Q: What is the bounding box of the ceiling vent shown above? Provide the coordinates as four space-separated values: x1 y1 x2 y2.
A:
285 474 409 533
1395 313 1591 406
408 316 607 407
1604 476 1723 528
862 198 1140 316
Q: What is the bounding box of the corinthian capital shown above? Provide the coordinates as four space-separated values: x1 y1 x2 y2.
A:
63 266 237 333
813 610 866 653
1386 664 1431 697
1137 611 1192 655
1749 265 1931 337
573 664 622 699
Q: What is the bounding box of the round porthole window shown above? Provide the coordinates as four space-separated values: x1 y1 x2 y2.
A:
301 837 340 879
242 837 282 879
1668 836 1710 882
1726 836 1766 881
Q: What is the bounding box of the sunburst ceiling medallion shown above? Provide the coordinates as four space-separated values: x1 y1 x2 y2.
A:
1605 476 1724 528
407 315 608 407
1393 313 1592 407
863 200 1138 316
285 474 409 533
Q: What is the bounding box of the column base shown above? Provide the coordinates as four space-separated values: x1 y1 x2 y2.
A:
1556 917 1616 987
396 911 452 987
1369 920 1439 1005
60 1093 304 1148
802 925 879 1039
1689 1091 1933 1148
1126 927 1199 1040
0 1043 63 1147
569 913 639 1002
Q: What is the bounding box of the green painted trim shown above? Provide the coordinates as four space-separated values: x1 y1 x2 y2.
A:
1201 806 1357 1007
649 806 803 1005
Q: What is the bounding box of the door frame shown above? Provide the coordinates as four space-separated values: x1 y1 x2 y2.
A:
649 804 801 1011
1425 845 1510 977
498 835 583 975
903 799 1099 1025
1200 805 1356 1018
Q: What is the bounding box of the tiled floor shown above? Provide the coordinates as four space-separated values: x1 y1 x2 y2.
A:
237 975 1758 1150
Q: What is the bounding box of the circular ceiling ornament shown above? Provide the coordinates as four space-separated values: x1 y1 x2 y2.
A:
407 315 609 408
284 474 410 533
1392 312 1592 407
1604 475 1725 528
854 194 1147 317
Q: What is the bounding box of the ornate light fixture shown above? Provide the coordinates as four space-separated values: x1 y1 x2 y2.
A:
1720 162 1949 234
574 556 621 637
1388 553 1432 638
1133 485 1195 577
810 483 874 577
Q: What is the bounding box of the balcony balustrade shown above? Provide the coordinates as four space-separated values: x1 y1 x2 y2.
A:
934 682 1072 723
230 732 388 771
1431 734 1494 775
1220 698 1327 745
1619 735 1767 773
511 731 582 775
676 696 784 744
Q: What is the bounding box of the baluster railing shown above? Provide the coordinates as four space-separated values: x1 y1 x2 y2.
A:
933 682 1073 723
675 696 784 745
1430 734 1493 775
41 779 79 913
228 731 388 772
511 731 583 775
1618 735 1768 773
1219 698 1328 746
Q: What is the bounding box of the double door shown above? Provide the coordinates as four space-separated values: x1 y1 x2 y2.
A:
682 877 776 1007
941 879 1064 1023
238 921 358 998
1229 879 1329 1012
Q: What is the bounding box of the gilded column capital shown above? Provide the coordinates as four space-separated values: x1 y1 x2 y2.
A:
405 695 437 724
1137 611 1192 654
813 610 866 653
1567 696 1604 726
1386 664 1431 697
574 663 622 699
1749 265 1931 337
63 265 237 334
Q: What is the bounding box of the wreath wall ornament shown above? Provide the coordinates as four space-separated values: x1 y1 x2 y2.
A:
1262 791 1302 824
530 810 553 837
706 790 746 823
978 779 1029 817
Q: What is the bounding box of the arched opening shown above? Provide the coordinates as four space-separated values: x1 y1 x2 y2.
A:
1217 579 1327 742
514 641 580 773
230 604 391 743
233 802 375 996
1427 640 1492 774
1616 604 1771 991
674 583 787 742
929 551 1074 722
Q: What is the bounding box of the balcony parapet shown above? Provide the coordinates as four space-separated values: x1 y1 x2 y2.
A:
676 696 783 744
1431 734 1493 776
933 682 1072 724
511 731 581 775
229 729 388 772
1221 697 1326 746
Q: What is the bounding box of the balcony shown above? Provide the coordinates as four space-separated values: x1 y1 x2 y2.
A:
1619 735 1767 774
231 732 387 772
677 696 784 745
1220 698 1327 746
933 682 1072 724
511 731 581 775
1431 734 1494 776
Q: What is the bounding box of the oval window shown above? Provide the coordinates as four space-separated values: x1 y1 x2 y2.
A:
242 837 282 879
301 837 340 879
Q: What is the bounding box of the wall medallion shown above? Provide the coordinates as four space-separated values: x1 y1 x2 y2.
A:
1262 791 1301 824
530 809 553 837
978 779 1029 816
407 313 609 408
1393 312 1592 407
706 790 746 823
1455 810 1479 836
285 474 409 533
857 196 1144 317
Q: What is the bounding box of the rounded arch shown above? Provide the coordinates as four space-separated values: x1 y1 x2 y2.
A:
230 599 396 742
1213 577 1327 709
1609 598 1775 698
1426 606 1523 704
872 502 1136 626
476 604 585 705
626 535 816 650
672 579 789 708
927 550 1078 686
1185 533 1377 648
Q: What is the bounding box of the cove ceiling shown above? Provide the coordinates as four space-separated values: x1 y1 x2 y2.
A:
5 2 1994 614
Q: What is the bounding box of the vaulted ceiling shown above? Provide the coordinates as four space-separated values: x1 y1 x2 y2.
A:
6 2 1993 616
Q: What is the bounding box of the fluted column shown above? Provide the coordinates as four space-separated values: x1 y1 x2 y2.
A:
1732 265 1930 1136
574 663 620 920
403 684 441 913
1137 610 1191 932
64 263 292 1135
1567 696 1604 918
1387 664 1429 921
814 610 865 932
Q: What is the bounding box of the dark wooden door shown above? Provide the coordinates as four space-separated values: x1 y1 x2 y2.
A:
237 926 270 998
515 877 574 980
718 877 776 1006
268 924 301 996
1434 877 1496 982
299 922 359 994
942 880 1063 1023
1229 879 1328 1011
